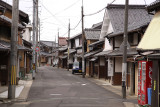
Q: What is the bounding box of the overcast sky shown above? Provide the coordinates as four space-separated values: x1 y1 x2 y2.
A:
4 0 156 42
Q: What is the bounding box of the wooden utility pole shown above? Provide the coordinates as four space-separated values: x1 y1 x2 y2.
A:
122 0 129 99
38 19 41 67
32 0 37 79
35 0 38 72
54 35 56 66
81 0 85 78
8 0 19 99
58 29 59 68
67 20 70 71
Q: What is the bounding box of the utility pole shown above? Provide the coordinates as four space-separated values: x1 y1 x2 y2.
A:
32 0 37 79
54 35 56 67
81 0 85 78
67 20 70 71
35 0 38 72
8 0 19 99
39 18 41 67
122 0 129 99
58 29 59 68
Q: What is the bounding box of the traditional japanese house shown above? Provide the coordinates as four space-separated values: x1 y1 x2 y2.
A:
100 4 151 95
0 0 29 85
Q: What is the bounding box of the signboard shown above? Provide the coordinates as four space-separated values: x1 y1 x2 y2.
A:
35 47 40 52
108 58 114 76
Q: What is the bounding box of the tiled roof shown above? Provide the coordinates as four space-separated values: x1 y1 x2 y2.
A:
107 48 137 56
0 40 32 51
94 50 112 57
106 4 151 38
64 49 76 55
147 0 160 12
91 22 103 29
40 41 57 47
0 15 25 29
0 0 29 23
69 32 82 40
85 29 101 40
84 49 102 58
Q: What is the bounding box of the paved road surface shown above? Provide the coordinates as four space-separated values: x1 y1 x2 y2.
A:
0 66 126 107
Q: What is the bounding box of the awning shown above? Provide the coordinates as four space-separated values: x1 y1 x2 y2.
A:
137 11 160 51
18 45 32 52
90 57 98 61
40 52 52 57
107 48 138 57
58 47 67 51
94 50 112 57
64 49 76 55
0 43 9 51
84 49 102 58
59 55 68 59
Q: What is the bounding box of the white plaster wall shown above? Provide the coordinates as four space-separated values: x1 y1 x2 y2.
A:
115 57 122 73
75 38 79 47
100 9 111 40
104 38 112 51
23 28 30 41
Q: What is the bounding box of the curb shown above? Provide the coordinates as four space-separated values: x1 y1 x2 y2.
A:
0 76 33 104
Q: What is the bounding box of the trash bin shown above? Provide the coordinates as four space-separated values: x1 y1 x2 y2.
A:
147 88 152 105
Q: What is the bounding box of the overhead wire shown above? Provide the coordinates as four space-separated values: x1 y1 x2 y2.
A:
40 1 67 29
84 0 117 17
71 18 82 30
84 7 106 16
54 0 81 16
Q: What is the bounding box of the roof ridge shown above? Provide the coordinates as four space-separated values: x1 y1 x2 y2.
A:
107 4 146 9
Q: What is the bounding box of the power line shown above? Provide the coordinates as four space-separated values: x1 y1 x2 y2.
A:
85 7 106 16
84 0 116 17
54 0 81 16
71 18 82 30
61 31 68 37
40 1 67 29
109 0 116 4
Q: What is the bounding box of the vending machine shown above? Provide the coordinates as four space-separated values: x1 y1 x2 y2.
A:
138 61 152 105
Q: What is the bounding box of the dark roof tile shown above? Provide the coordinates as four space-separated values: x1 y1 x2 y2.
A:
85 29 101 40
106 4 151 37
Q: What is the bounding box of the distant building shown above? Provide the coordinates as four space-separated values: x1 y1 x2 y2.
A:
58 37 68 47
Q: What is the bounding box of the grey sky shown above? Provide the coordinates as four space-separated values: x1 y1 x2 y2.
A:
4 0 156 41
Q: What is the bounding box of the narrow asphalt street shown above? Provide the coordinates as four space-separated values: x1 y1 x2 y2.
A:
1 66 128 107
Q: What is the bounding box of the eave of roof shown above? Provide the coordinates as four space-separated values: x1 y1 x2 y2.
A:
84 49 102 58
0 15 25 29
0 0 29 23
147 0 160 12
